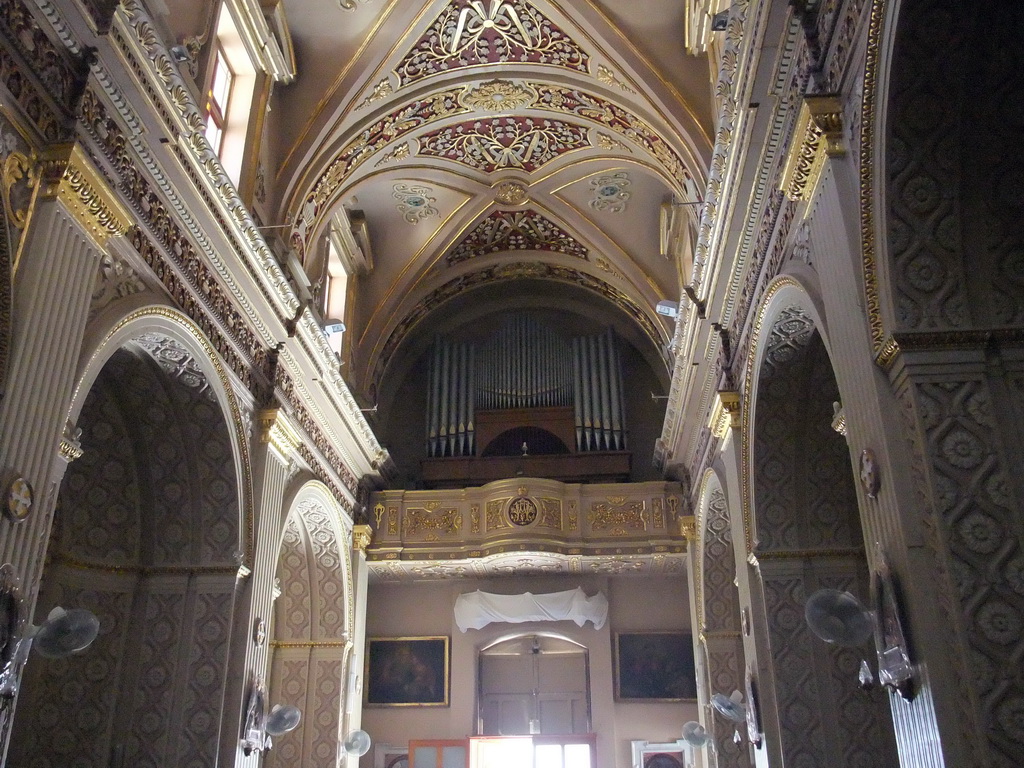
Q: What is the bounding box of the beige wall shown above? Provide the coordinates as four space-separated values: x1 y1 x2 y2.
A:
362 573 698 768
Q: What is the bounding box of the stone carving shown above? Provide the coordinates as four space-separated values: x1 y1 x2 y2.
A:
588 499 646 534
91 251 147 318
394 0 588 85
446 209 588 265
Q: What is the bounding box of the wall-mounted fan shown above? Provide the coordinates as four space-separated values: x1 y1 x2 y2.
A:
804 589 873 646
32 607 100 658
710 691 745 723
343 729 372 757
265 704 301 736
681 721 709 748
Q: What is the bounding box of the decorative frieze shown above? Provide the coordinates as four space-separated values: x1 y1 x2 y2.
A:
369 480 684 570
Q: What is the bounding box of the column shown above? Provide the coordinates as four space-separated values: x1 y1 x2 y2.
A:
0 143 131 763
345 523 372 766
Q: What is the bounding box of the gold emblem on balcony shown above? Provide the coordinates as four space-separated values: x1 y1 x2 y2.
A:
508 496 538 526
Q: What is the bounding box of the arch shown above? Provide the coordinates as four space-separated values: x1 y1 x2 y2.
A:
695 469 749 768
477 631 591 736
71 304 253 559
10 308 246 768
267 481 353 768
742 279 897 766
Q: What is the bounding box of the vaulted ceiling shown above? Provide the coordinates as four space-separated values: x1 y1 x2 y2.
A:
255 0 717 402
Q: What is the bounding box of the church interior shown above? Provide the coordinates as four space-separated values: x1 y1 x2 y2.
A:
0 0 1021 766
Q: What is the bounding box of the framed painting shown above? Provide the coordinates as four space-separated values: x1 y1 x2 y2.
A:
615 632 696 701
631 740 689 768
365 636 450 707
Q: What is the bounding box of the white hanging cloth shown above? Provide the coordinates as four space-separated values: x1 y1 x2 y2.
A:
454 588 608 632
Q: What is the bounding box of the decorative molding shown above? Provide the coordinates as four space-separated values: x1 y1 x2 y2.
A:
709 390 740 438
357 77 395 109
461 79 536 111
492 178 529 206
780 96 845 202
679 515 697 541
595 64 635 93
417 116 589 173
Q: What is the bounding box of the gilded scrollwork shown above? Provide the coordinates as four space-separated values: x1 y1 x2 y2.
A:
588 499 647 534
404 507 462 537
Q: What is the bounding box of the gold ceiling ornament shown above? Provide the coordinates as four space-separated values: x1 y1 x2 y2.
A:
358 77 395 109
779 95 845 203
595 64 635 94
492 178 529 205
375 142 411 167
595 132 632 153
461 79 536 111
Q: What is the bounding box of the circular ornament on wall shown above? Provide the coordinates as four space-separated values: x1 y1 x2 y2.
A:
493 179 529 206
3 476 32 523
507 496 538 526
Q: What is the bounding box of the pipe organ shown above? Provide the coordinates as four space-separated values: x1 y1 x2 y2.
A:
426 316 627 458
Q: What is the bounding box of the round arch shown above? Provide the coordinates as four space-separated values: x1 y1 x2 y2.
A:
267 480 353 767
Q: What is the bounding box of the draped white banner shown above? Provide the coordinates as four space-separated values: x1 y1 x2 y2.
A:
454 588 609 632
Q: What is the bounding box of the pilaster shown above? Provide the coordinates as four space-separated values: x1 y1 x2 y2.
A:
345 523 373 764
225 406 302 766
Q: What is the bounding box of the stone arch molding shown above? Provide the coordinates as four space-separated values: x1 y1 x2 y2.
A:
268 481 353 767
695 469 750 768
741 276 829 551
70 304 253 560
277 480 354 643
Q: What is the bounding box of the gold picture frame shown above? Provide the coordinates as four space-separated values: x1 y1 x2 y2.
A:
365 636 450 707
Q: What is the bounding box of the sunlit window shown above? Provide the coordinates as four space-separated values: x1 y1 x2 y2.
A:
204 48 233 155
470 736 593 768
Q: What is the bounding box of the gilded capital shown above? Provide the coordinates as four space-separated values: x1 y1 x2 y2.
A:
679 515 697 542
709 390 741 438
780 96 845 202
40 144 133 248
259 407 301 457
352 523 373 551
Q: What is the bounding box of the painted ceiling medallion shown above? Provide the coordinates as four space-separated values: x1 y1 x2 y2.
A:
588 172 631 213
393 183 438 223
418 117 588 172
446 209 588 265
492 179 529 205
462 80 536 112
394 0 589 86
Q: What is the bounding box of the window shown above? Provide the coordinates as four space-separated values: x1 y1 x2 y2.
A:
470 736 595 768
204 48 233 155
203 4 258 185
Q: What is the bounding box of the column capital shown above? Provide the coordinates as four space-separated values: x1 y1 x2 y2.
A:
258 407 301 459
679 514 697 542
38 143 133 249
352 524 373 552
